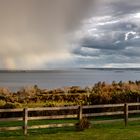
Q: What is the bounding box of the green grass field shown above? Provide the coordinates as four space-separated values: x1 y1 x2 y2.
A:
1 120 140 140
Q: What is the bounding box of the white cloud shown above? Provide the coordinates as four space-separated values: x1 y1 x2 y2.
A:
134 12 140 18
125 32 136 40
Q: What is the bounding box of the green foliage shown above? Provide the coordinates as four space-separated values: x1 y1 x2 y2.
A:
3 102 16 109
0 100 6 108
45 101 77 107
23 102 46 108
3 102 22 109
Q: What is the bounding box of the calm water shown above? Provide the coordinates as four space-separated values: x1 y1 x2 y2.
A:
0 68 140 91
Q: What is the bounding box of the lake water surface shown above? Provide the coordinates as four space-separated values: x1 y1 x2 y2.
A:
0 68 140 91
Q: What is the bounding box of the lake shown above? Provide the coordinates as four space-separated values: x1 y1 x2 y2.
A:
0 68 140 91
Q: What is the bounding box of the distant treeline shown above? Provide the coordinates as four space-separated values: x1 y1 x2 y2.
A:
0 80 140 108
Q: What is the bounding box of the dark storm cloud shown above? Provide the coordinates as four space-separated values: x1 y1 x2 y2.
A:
72 0 140 67
80 34 125 50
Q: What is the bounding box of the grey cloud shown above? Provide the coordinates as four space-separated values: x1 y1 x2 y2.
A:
76 33 140 58
74 54 140 68
72 46 101 57
98 22 138 32
110 0 140 16
74 36 140 66
80 33 126 51
72 0 140 67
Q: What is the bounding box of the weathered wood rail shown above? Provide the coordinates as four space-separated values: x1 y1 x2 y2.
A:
0 103 140 135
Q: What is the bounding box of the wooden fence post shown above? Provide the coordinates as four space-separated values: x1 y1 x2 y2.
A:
78 106 83 121
137 97 139 110
23 108 28 135
124 103 128 126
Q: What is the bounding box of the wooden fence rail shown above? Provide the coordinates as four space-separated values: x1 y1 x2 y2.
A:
1 103 140 135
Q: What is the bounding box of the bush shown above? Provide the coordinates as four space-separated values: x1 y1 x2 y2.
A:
75 118 91 131
3 102 16 109
45 101 77 107
3 102 22 109
0 100 6 108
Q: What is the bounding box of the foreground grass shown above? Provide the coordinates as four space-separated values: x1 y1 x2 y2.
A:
1 120 140 140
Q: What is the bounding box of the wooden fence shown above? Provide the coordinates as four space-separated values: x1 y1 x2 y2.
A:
1 103 140 135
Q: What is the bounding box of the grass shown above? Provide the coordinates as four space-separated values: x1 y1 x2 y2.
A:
1 120 140 139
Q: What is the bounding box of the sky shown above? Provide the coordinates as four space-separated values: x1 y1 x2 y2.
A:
0 0 140 69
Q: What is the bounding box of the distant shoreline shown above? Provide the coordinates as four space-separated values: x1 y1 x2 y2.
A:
0 67 140 73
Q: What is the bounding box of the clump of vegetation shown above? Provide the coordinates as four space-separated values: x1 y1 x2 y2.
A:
3 102 22 109
75 118 91 131
45 101 77 107
0 100 6 108
0 81 140 108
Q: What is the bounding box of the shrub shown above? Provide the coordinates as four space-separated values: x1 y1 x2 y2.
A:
3 102 16 109
3 102 22 109
0 100 6 108
75 118 91 131
45 100 77 107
